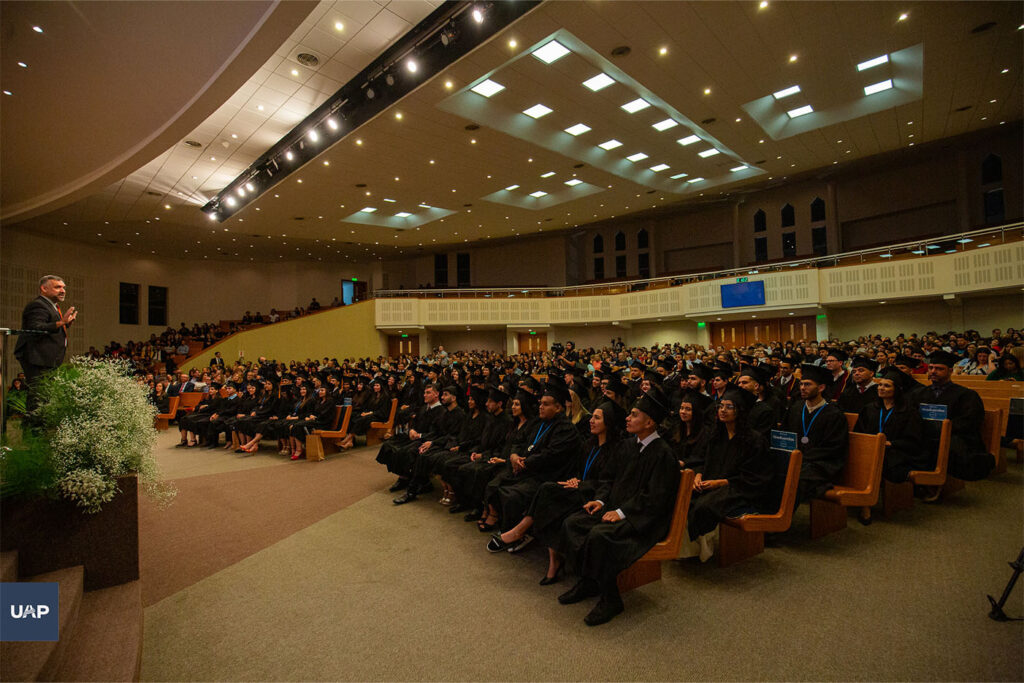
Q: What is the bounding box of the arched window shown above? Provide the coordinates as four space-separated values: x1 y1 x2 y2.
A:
781 203 795 228
753 209 766 233
614 231 626 251
593 234 604 253
810 197 826 222
982 154 1002 185
637 228 649 249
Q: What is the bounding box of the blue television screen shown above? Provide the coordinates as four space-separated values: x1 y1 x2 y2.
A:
720 281 766 308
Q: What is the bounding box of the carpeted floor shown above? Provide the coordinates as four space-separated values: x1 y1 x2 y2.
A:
139 432 1024 681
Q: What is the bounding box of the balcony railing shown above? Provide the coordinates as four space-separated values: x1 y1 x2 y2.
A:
375 222 1022 300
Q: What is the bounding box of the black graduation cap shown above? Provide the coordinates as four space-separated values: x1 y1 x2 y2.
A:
826 348 849 362
688 364 713 382
543 375 571 404
595 400 627 432
738 363 772 387
878 367 914 392
711 365 734 382
643 369 664 386
488 386 511 405
546 366 565 381
657 358 675 372
514 389 539 416
603 373 630 396
850 356 879 373
893 354 920 369
469 385 489 408
441 384 459 398
721 387 757 413
799 363 832 386
635 384 671 423
928 350 960 368
739 353 757 364
520 376 541 393
782 352 803 366
677 389 712 415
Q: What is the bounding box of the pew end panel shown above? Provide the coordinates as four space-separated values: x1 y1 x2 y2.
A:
366 399 398 447
154 396 180 431
811 432 886 539
307 406 351 462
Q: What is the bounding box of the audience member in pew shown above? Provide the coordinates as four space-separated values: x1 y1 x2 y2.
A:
337 378 393 450
552 385 679 626
268 384 314 456
913 351 994 482
212 382 259 450
286 386 336 460
446 387 511 514
837 357 879 414
237 380 281 453
685 387 773 562
854 369 927 484
567 389 592 442
783 364 849 506
737 363 780 439
667 390 711 469
392 386 467 504
377 384 445 493
491 401 626 571
479 377 583 532
822 349 850 402
199 384 241 449
176 389 218 448
986 352 1023 381
455 390 536 526
406 385 483 504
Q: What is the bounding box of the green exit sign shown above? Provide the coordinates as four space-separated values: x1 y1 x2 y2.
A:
401 334 409 338
697 321 706 328
530 331 537 335
736 277 748 283
351 278 358 282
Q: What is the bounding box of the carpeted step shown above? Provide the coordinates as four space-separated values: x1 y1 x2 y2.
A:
1 549 18 581
54 580 143 682
0 565 84 682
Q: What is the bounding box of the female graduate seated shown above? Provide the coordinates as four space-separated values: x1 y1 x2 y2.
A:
487 401 626 579
211 381 260 450
566 388 592 441
237 380 281 452
668 390 711 469
268 384 314 457
287 386 336 460
337 377 392 450
685 387 773 563
854 369 928 486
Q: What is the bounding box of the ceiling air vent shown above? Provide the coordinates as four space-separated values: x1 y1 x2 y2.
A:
293 216 306 221
701 117 716 125
184 140 202 148
296 53 319 67
355 183 367 188
610 46 631 57
464 124 480 131
970 21 997 34
953 105 972 112
146 191 161 196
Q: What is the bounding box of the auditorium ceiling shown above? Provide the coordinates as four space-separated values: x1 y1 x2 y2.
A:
4 0 1022 264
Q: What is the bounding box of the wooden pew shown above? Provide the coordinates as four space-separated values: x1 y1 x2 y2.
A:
983 408 1006 475
809 432 886 539
177 392 204 414
617 469 695 593
718 450 803 567
882 419 952 516
305 406 350 462
154 396 180 431
366 399 399 446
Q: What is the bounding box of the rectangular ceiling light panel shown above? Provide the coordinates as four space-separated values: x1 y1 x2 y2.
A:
649 163 670 172
863 79 893 96
598 139 623 150
523 103 553 118
532 40 571 64
772 85 801 99
582 73 615 91
621 98 651 113
626 152 649 162
787 104 814 118
698 148 720 158
677 135 700 146
529 190 548 198
564 123 591 136
471 79 505 97
857 54 889 71
652 118 678 131
564 179 582 186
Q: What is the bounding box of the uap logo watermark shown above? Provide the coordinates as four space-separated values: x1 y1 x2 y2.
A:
1 583 59 641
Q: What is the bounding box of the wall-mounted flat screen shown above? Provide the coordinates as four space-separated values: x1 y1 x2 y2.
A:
721 281 766 308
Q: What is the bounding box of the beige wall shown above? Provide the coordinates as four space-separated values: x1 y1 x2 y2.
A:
823 292 1023 340
184 301 385 370
1 229 375 355
429 329 507 353
629 320 702 349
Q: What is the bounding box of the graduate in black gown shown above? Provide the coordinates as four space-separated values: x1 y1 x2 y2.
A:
446 387 512 515
482 376 583 534
686 388 774 549
288 386 336 460
854 369 927 484
838 356 879 414
553 385 681 626
486 401 626 564
736 363 780 439
337 378 392 450
667 390 711 468
418 386 488 505
393 385 466 504
376 383 444 491
782 364 849 506
237 380 282 452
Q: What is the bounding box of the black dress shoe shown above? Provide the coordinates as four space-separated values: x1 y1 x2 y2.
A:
508 534 534 554
449 503 468 514
539 565 563 586
584 594 624 626
393 491 418 505
558 579 600 605
388 478 409 492
486 534 513 553
463 509 482 522
174 442 188 448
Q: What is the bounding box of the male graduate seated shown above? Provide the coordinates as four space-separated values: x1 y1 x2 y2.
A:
552 384 680 626
912 350 994 482
837 356 879 414
822 348 850 402
393 385 466 504
782 364 849 506
736 363 780 439
376 383 444 493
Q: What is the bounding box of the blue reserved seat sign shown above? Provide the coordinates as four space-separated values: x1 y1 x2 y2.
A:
1 582 59 641
919 404 948 421
771 430 798 452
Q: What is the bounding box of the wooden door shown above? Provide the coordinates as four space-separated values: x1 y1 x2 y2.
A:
780 316 816 343
744 319 780 345
518 332 547 353
709 322 746 348
387 336 420 357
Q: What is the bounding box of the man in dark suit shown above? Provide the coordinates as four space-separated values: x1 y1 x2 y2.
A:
14 275 77 412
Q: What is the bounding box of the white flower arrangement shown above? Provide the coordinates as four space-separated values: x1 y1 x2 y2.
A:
30 357 176 512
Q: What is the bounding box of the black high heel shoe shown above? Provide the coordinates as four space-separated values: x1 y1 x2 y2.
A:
539 565 563 586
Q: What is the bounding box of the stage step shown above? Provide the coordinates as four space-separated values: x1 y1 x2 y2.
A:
54 580 143 682
0 565 84 682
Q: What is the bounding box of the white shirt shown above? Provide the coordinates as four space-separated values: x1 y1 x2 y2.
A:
600 430 661 521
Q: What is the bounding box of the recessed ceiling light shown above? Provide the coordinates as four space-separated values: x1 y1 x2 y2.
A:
419 203 432 208
406 59 418 73
687 177 705 183
395 212 412 218
730 165 748 172
471 79 505 97
863 79 893 96
788 54 798 63
787 104 814 118
698 148 720 158
626 152 649 162
285 151 294 160
857 54 889 71
989 99 997 103
327 118 339 130
2 90 11 96
360 207 377 213
444 80 454 89
621 98 651 113
598 139 623 150
225 197 237 207
257 104 264 111
703 87 711 95
17 61 27 68
394 112 403 120
383 198 397 203
472 7 484 23
564 123 591 136
759 1 768 8
772 84 801 99
582 73 615 91
532 40 570 64
508 38 518 48
291 69 299 76
564 179 583 186
677 135 700 146
652 118 678 131
355 139 363 145
523 103 553 118
529 191 548 198
504 184 520 191
649 163 670 172
659 46 668 56
898 12 909 21
669 172 689 179
540 171 555 178
1002 68 1010 74
32 25 43 33
308 130 319 142
334 21 344 31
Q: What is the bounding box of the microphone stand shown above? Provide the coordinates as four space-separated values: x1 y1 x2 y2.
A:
0 328 47 436
988 547 1024 622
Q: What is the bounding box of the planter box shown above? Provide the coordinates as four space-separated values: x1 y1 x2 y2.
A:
0 475 139 590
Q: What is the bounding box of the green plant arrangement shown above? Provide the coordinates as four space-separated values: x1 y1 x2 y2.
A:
0 358 175 512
